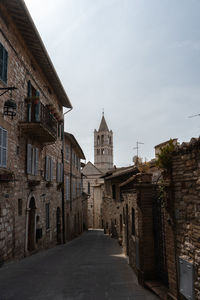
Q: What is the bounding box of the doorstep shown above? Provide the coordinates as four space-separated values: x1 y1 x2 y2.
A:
145 280 168 300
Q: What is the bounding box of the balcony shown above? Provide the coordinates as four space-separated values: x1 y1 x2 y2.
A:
20 98 57 143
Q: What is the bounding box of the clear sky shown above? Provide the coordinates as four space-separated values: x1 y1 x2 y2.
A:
24 0 200 166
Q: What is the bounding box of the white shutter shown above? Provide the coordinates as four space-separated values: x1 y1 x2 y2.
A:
27 144 32 174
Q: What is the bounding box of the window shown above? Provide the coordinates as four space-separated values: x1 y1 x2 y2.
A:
109 136 112 145
65 176 70 201
101 148 105 155
45 156 53 181
72 178 76 199
97 135 100 145
27 144 39 175
66 144 70 162
132 208 135 235
0 42 8 83
120 214 122 233
56 162 63 183
101 135 104 144
18 199 22 216
46 203 50 229
0 127 7 168
112 184 116 200
88 182 90 194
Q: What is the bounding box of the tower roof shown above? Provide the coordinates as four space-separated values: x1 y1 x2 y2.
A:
98 115 109 132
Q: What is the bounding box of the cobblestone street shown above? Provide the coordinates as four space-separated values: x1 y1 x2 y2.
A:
0 230 158 300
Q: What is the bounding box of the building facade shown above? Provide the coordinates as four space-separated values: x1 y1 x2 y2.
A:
82 114 113 228
94 114 113 173
0 1 72 263
64 132 87 240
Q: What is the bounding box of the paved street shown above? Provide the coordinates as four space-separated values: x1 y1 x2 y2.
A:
0 230 158 300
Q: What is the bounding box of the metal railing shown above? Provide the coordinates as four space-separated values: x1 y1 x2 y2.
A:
26 100 57 138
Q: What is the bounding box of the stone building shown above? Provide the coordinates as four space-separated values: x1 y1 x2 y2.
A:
0 1 72 263
94 113 113 173
102 138 200 300
63 132 87 240
82 114 113 228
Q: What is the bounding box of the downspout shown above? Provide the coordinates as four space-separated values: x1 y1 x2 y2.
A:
62 108 72 244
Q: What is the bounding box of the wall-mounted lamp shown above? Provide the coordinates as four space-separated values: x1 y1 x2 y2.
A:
0 87 17 119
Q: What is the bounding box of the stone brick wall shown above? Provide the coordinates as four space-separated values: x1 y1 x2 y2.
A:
172 138 200 300
0 3 68 263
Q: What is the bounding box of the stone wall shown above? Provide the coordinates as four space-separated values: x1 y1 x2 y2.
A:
172 138 200 300
0 3 67 263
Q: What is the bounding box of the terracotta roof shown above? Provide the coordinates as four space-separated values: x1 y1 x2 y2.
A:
64 132 85 159
3 0 72 108
98 115 109 131
103 166 138 180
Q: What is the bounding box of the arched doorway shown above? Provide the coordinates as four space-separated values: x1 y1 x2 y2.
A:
28 197 36 252
56 207 61 244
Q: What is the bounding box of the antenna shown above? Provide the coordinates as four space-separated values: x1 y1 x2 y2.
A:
133 141 144 165
102 108 104 116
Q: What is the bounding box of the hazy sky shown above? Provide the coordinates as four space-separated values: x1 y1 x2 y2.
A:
24 0 200 166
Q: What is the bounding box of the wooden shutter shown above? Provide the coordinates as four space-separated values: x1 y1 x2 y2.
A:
3 48 8 83
27 80 32 97
50 158 53 181
45 156 49 181
34 148 39 176
0 43 3 80
60 163 63 182
0 127 2 167
2 129 7 168
56 161 59 182
27 144 32 174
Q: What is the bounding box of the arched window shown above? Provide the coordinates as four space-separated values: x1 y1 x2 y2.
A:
101 148 105 155
97 136 100 145
97 149 100 155
101 135 104 144
109 136 112 144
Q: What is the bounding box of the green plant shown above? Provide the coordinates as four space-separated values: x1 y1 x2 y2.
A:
156 139 175 172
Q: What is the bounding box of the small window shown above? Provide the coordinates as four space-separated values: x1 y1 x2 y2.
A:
45 156 53 182
65 175 70 201
0 42 8 83
101 135 104 144
132 208 135 236
27 144 39 176
88 182 90 194
66 144 70 162
56 162 63 183
112 184 116 200
109 136 112 145
97 135 100 145
18 199 22 216
46 203 50 229
97 149 100 155
0 127 7 168
101 148 105 155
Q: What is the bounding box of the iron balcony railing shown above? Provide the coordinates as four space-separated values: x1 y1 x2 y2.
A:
26 100 57 138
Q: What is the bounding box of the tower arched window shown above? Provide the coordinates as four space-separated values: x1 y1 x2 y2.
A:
97 149 100 155
101 148 105 155
109 136 112 144
101 135 104 145
97 135 100 145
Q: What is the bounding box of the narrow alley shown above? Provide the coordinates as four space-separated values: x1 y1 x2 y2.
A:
0 230 158 300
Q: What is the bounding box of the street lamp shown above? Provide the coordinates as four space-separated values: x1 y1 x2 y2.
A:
0 87 17 119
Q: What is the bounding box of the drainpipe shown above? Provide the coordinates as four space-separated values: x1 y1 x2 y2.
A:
62 108 72 244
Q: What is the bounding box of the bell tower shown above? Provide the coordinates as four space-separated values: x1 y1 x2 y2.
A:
94 113 113 173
